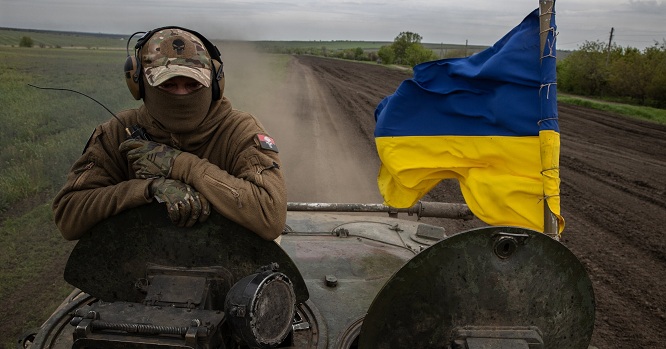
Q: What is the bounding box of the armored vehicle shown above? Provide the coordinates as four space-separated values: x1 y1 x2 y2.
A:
19 201 595 349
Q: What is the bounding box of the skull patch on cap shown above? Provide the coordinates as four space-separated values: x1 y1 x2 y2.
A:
142 28 212 87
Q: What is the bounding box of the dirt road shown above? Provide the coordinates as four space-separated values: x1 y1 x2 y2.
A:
264 57 384 203
273 55 666 348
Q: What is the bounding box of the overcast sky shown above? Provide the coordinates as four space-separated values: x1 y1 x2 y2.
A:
1 0 664 51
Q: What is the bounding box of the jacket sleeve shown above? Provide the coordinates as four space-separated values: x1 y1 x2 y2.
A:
170 121 287 241
52 124 153 240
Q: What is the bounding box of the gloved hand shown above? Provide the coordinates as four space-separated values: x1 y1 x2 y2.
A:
149 178 210 227
120 139 182 179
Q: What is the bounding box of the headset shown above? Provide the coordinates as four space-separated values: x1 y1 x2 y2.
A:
124 26 224 101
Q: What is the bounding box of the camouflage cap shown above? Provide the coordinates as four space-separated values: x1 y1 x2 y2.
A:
141 28 212 88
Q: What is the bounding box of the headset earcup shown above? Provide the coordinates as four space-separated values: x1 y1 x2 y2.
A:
124 55 142 100
212 59 224 100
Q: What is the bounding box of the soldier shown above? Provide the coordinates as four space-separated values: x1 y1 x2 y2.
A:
52 27 286 241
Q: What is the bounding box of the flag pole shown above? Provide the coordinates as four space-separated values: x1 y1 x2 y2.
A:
539 0 555 58
539 0 559 239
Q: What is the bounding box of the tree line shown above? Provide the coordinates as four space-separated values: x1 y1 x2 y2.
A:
270 32 666 109
376 32 438 66
17 33 665 109
256 32 439 65
558 40 666 108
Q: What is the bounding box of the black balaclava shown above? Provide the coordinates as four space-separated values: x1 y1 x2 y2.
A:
142 79 213 134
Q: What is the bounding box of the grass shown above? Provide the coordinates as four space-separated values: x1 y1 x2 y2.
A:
559 93 666 125
0 45 140 347
0 28 128 49
0 47 142 212
0 203 76 344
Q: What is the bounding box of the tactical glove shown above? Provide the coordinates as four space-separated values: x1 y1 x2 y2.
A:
120 139 182 179
149 178 210 227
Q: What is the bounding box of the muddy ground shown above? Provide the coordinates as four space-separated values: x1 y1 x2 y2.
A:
270 55 666 348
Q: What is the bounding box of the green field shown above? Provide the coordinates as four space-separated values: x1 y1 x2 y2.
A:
0 27 488 58
0 45 140 347
0 34 295 347
559 94 666 124
1 28 664 347
0 27 127 49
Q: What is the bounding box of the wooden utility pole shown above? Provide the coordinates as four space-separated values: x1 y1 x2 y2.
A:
606 27 614 65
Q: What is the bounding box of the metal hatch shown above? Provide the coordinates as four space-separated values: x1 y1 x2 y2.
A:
358 226 595 349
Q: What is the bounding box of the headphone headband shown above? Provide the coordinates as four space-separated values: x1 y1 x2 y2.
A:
134 26 222 61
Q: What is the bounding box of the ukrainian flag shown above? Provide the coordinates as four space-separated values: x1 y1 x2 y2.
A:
374 8 564 234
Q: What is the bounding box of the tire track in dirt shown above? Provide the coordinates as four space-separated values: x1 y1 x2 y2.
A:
555 104 666 347
269 56 385 203
295 56 666 348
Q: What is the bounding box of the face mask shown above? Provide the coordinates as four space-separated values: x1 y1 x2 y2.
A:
143 82 213 133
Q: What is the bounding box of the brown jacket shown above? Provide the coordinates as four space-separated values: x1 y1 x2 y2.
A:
52 97 287 241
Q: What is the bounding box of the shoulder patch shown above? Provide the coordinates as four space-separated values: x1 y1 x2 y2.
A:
256 134 279 153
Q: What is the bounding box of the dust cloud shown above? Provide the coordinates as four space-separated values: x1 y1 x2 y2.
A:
219 43 383 204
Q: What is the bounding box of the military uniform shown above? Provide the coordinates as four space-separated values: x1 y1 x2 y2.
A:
53 29 287 240
53 95 286 241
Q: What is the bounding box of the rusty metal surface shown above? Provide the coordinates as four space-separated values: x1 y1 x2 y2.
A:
69 302 226 349
28 290 96 349
64 202 308 305
287 201 473 220
285 211 450 251
37 206 595 349
280 214 418 349
358 226 595 349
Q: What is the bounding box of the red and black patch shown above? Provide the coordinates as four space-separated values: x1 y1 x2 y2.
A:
256 134 278 153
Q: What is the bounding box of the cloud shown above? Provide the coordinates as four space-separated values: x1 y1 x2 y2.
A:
0 0 663 50
628 0 665 13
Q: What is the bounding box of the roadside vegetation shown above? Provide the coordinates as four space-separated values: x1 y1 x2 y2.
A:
1 27 478 66
0 27 126 49
558 40 666 109
0 28 664 347
255 31 480 65
559 94 666 124
376 32 438 66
